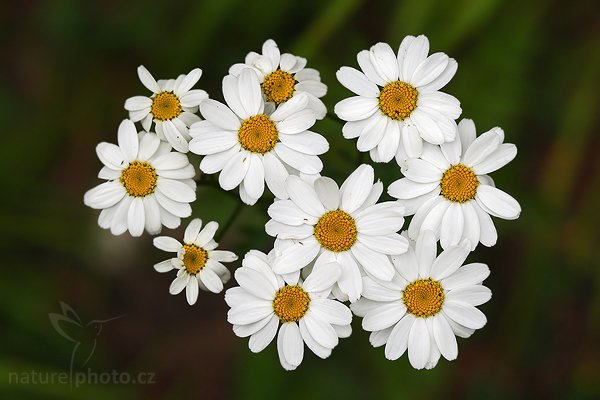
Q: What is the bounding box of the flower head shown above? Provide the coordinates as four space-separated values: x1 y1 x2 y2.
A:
189 69 328 205
388 118 521 249
335 35 461 164
153 218 238 305
84 120 196 236
225 250 352 371
351 231 491 369
265 164 408 302
125 66 208 153
229 39 327 119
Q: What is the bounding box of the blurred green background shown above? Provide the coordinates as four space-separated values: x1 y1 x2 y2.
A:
2 0 599 398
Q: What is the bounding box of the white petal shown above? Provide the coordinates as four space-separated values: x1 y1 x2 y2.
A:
84 181 125 209
369 42 399 82
186 279 199 305
446 285 491 306
351 242 395 281
314 177 340 211
411 53 449 87
154 259 174 273
430 243 469 280
275 144 322 174
303 262 341 293
281 322 304 368
336 66 379 97
334 96 378 122
235 267 278 300
137 65 160 93
473 202 497 247
285 176 325 216
118 119 139 162
472 143 517 175
272 239 320 274
188 130 237 155
276 109 316 135
442 301 487 330
362 302 406 331
263 152 289 199
357 49 386 86
127 197 145 237
248 316 278 352
358 233 408 255
462 128 502 167
407 317 431 369
157 177 196 203
476 185 521 220
195 221 218 247
238 68 264 116
415 230 437 275
299 319 332 359
433 314 458 361
442 263 490 290
420 58 457 92
304 314 338 349
175 68 202 96
219 151 250 191
169 274 189 295
440 203 464 249
340 164 374 213
279 131 329 155
199 268 224 293
336 252 363 302
200 99 240 130
243 154 265 200
401 35 430 81
401 158 442 183
388 178 438 200
384 314 415 360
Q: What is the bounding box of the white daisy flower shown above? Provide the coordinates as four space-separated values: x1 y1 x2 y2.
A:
153 218 238 305
225 250 352 371
265 164 409 302
229 39 327 119
189 68 328 205
351 230 491 370
84 119 196 237
334 35 461 163
124 66 208 153
388 118 521 250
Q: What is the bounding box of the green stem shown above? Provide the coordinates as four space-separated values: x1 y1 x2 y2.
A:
216 201 244 242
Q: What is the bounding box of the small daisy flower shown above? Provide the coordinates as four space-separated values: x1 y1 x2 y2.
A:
351 230 491 370
84 119 196 237
189 68 328 205
265 164 409 302
124 66 208 153
225 250 352 371
335 35 461 163
153 218 238 305
229 39 327 119
388 118 521 250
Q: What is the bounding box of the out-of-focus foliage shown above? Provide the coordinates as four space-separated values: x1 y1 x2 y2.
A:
1 0 599 398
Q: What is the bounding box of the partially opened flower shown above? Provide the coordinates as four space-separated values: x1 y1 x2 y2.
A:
189 68 328 205
124 66 208 153
153 218 238 305
84 119 196 236
388 118 521 250
335 35 461 163
229 39 327 119
351 231 491 370
265 164 408 302
225 250 352 371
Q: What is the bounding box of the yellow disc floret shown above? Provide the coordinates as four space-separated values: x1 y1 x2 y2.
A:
402 278 444 318
378 81 418 120
238 114 279 154
120 161 157 197
151 91 182 121
261 69 296 104
182 244 208 275
273 285 311 323
314 209 357 253
440 164 479 203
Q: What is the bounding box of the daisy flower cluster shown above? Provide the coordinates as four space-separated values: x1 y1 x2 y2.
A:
84 35 520 371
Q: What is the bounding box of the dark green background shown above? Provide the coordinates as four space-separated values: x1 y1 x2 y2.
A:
2 0 599 398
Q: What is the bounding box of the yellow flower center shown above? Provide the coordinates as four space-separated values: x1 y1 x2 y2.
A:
120 161 157 197
238 114 279 154
378 81 418 120
440 164 479 203
402 278 444 318
151 91 182 121
261 69 296 104
314 209 357 252
272 285 311 323
182 244 208 275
